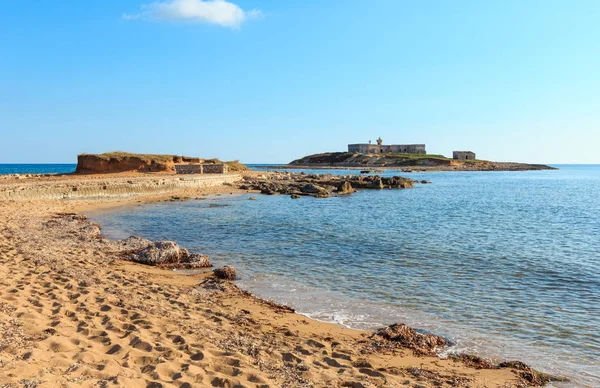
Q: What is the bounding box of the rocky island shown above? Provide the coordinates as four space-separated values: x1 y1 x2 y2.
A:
289 151 556 171
288 139 556 171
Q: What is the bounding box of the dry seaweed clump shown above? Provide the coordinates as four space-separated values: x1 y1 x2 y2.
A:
371 323 446 356
449 355 567 386
0 319 31 353
498 361 567 386
406 366 472 387
449 354 497 369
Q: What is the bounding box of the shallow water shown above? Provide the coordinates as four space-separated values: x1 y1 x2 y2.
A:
90 165 600 387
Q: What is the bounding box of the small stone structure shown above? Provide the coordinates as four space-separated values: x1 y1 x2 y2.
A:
202 164 227 174
174 164 227 174
174 165 202 174
453 151 476 160
348 137 426 154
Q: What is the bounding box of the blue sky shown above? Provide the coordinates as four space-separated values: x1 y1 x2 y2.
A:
1 0 599 164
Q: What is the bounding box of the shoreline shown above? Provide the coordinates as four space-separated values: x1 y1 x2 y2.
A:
0 175 563 386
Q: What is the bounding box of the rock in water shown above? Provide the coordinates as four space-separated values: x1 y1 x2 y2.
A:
131 241 189 266
214 266 236 280
315 190 330 198
370 178 384 189
186 253 212 268
336 181 353 194
291 193 301 199
301 184 322 194
373 323 446 356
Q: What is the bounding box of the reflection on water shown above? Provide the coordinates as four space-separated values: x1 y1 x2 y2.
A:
90 166 600 387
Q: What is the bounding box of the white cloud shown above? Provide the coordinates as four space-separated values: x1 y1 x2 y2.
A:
124 0 261 28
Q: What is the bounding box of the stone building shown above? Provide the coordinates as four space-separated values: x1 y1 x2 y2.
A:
453 151 476 160
348 137 426 154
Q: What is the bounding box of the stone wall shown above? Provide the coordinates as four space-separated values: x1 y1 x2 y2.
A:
202 164 227 174
388 144 426 154
174 164 227 174
174 165 203 174
0 174 241 201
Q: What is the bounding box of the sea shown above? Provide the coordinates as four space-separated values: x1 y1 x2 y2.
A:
0 164 76 175
2 164 599 386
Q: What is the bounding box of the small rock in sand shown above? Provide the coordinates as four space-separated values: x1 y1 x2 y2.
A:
130 241 189 266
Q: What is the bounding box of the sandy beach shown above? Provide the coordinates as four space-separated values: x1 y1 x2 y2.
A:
2 0 595 383
0 174 554 387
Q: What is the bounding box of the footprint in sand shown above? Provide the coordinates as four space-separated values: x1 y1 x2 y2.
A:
130 336 153 352
306 339 326 349
281 352 303 364
106 344 122 355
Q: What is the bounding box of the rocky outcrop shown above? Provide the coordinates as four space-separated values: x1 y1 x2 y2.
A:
243 173 415 199
113 236 153 251
131 241 188 265
75 153 249 175
214 266 236 280
336 181 354 194
125 240 212 269
186 254 212 268
76 153 177 174
372 323 446 357
301 184 322 194
315 191 330 198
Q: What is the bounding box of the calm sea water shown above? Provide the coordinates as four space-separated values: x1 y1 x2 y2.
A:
0 164 76 175
89 165 599 387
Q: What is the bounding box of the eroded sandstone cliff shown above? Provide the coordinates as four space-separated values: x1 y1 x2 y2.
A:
76 153 184 174
75 152 248 174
